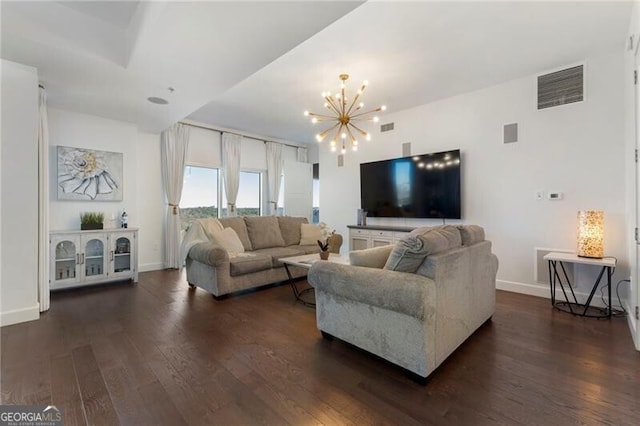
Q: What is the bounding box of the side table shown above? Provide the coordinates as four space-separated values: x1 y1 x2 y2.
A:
543 252 616 319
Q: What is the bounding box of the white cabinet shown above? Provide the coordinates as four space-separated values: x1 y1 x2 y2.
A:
348 227 411 251
50 228 138 290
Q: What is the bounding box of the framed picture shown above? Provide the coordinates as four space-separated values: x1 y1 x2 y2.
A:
57 146 123 201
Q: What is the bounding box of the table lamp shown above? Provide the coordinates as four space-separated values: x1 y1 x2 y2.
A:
577 210 604 258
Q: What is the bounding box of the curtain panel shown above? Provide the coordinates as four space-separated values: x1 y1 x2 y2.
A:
266 142 283 216
38 86 50 312
221 133 242 216
296 146 308 163
161 123 190 269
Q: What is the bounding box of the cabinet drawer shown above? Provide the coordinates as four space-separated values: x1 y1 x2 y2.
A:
370 230 394 238
351 229 371 236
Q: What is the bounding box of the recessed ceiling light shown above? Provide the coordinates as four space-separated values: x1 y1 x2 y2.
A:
147 97 168 105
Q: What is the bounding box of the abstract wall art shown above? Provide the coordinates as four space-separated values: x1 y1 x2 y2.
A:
57 146 123 201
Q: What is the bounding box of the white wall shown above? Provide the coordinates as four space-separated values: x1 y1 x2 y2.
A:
47 108 164 272
1 60 40 326
320 51 628 299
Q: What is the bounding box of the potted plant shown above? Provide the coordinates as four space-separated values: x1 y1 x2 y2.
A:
317 239 330 260
80 212 104 230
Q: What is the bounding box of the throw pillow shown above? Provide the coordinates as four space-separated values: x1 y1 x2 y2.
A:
349 245 394 269
383 225 462 273
199 218 224 239
218 217 253 251
244 216 286 250
210 227 245 256
300 223 322 246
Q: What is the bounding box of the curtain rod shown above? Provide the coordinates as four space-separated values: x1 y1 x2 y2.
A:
178 121 305 150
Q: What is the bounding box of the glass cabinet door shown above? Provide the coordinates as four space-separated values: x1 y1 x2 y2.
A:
54 239 78 281
84 237 106 278
113 237 131 273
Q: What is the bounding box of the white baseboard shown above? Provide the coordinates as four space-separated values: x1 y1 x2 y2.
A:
139 262 164 272
496 279 610 309
623 297 639 350
1 303 40 327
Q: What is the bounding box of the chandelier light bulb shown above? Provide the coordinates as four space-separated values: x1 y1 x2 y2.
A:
304 110 309 116
381 105 387 111
363 80 369 86
330 140 336 146
315 134 322 142
359 102 364 108
352 145 358 151
373 116 379 123
331 146 336 152
324 102 329 108
311 117 318 124
341 132 347 139
341 147 346 154
353 140 358 146
366 133 371 141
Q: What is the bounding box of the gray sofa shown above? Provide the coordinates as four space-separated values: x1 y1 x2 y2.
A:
308 225 498 382
185 216 342 298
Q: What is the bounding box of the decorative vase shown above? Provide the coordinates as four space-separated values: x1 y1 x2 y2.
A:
319 251 330 260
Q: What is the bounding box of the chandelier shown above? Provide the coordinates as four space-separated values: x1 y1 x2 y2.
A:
304 74 386 154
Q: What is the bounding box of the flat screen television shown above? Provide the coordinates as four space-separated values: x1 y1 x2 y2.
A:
360 149 461 219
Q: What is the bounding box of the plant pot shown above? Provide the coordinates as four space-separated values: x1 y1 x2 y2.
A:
81 223 103 230
319 251 330 260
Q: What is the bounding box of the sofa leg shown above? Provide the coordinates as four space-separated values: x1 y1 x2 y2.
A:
188 283 196 290
212 294 228 301
320 331 334 341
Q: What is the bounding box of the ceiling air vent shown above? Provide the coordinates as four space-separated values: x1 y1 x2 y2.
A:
537 65 584 110
380 122 394 132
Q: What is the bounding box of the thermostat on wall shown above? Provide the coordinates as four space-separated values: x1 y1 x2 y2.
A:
548 192 563 200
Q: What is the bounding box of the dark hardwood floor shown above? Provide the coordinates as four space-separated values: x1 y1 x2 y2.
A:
1 269 639 425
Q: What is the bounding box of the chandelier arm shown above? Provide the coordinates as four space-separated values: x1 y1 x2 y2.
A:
349 122 369 137
324 97 342 116
345 91 362 116
350 106 383 119
340 86 346 115
307 112 336 119
318 122 340 139
346 125 357 145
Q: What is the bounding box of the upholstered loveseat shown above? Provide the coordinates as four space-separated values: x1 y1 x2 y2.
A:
183 216 342 298
308 225 498 382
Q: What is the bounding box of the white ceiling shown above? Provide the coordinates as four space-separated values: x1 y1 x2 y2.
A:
1 1 632 141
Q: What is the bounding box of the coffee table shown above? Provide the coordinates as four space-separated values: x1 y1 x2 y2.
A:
279 253 349 307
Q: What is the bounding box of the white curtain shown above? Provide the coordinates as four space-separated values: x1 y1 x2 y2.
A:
37 86 50 312
266 142 283 216
296 146 308 163
161 123 190 269
222 133 242 216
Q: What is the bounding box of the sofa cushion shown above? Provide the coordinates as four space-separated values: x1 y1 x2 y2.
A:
244 216 286 250
350 245 394 269
210 227 245 255
457 225 485 246
297 244 321 255
300 223 322 245
219 217 253 251
252 247 306 267
384 225 462 273
277 216 308 246
229 253 273 277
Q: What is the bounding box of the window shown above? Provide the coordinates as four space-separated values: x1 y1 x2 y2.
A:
222 171 261 217
180 166 219 231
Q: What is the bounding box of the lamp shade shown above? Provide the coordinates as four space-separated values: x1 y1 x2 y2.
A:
577 210 604 258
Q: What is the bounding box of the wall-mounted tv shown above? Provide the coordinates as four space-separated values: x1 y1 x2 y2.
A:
360 149 461 219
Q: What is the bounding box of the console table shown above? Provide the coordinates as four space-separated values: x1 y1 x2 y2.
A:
543 252 615 318
347 225 415 251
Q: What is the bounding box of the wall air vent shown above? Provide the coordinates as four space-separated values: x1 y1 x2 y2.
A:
537 65 584 110
380 122 394 132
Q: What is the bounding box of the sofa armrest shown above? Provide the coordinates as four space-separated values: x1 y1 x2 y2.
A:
188 242 229 267
308 262 435 320
349 244 393 269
